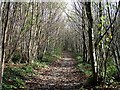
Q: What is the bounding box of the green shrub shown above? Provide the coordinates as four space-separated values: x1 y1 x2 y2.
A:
53 48 62 55
77 63 92 76
42 53 53 62
74 53 82 63
105 64 118 83
106 65 117 78
2 67 26 90
102 58 117 82
74 53 92 76
31 61 48 69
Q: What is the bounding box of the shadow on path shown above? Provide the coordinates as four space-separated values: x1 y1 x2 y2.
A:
26 51 86 90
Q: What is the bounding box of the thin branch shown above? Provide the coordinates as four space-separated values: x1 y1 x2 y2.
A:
95 1 120 47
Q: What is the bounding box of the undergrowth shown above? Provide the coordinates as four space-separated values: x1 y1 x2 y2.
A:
2 61 49 90
74 53 120 89
74 53 92 76
2 48 62 90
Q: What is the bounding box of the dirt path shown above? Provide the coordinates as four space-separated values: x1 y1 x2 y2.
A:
26 51 86 90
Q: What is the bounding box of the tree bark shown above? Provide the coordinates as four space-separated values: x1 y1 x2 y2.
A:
0 2 10 89
85 2 97 86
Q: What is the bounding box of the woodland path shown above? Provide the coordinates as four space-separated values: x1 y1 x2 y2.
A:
26 51 86 90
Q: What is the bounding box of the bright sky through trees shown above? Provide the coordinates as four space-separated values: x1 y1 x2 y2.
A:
1 0 119 2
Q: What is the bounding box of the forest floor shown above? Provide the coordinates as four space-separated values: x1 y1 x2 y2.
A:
25 51 86 90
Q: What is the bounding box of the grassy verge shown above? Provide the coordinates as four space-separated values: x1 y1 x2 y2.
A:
74 53 92 77
74 53 120 89
2 48 63 90
2 61 48 90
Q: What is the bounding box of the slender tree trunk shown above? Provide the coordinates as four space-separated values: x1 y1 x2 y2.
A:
0 2 10 89
82 5 87 62
27 3 33 64
85 2 97 86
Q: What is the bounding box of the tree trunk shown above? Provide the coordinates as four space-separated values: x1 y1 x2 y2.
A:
82 5 87 62
85 2 97 86
0 2 10 89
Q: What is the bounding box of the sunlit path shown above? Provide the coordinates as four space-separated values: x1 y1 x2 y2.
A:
25 51 86 90
1 1 120 90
